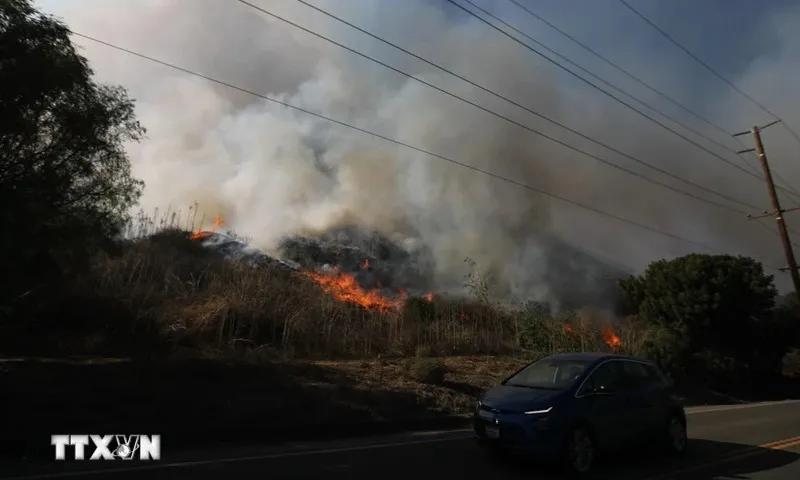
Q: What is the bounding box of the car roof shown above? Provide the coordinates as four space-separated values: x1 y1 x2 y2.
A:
541 352 649 363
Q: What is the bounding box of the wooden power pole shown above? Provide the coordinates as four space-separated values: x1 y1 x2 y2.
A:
736 121 800 295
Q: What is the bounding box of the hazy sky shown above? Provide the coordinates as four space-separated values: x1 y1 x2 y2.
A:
33 0 800 297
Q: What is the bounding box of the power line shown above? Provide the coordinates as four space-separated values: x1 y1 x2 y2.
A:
67 30 784 270
617 0 800 149
504 0 800 200
453 0 800 200
285 0 800 240
237 0 757 216
251 0 800 233
504 0 728 142
444 0 800 201
504 0 761 182
287 1 770 215
753 218 800 249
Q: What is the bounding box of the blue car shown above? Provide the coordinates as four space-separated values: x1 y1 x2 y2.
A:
473 352 687 475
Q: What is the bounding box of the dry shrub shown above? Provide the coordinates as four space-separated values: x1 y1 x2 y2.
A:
30 227 657 360
409 358 448 385
784 349 800 377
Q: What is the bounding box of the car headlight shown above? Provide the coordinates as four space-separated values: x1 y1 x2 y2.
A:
523 406 552 415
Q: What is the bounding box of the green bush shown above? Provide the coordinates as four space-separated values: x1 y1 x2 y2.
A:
619 253 788 384
514 302 550 352
637 324 691 381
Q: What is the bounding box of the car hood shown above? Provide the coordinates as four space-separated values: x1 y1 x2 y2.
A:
480 384 562 413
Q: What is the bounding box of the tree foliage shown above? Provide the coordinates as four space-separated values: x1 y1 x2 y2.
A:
619 253 792 387
619 254 776 351
0 0 144 305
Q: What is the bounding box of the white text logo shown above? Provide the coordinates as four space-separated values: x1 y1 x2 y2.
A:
51 435 161 460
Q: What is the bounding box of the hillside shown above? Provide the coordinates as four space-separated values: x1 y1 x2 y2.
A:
192 222 631 315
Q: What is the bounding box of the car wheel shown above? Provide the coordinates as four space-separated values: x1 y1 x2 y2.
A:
563 427 595 476
665 414 688 455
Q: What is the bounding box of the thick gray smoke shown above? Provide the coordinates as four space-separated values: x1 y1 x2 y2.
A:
38 0 800 303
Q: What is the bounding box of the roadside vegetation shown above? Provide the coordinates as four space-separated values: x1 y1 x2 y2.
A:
11 221 796 389
1 0 799 454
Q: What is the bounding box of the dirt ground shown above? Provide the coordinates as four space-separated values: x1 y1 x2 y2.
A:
3 353 795 461
0 354 528 459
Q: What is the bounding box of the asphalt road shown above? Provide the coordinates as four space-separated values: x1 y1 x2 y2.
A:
3 400 800 480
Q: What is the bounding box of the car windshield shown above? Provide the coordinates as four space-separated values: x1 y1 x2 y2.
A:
503 358 593 390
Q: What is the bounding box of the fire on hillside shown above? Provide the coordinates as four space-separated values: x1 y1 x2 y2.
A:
187 218 433 312
190 216 224 240
564 322 622 351
187 218 623 349
303 267 410 312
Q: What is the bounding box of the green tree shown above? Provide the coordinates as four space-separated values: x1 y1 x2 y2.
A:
0 0 144 307
764 293 800 376
619 254 782 387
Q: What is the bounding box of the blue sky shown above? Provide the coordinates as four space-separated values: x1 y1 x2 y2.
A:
456 0 795 77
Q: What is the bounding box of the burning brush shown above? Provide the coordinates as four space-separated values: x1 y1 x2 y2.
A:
190 216 224 241
564 322 622 352
302 267 409 312
188 220 433 312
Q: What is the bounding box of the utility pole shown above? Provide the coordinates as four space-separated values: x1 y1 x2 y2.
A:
735 120 800 295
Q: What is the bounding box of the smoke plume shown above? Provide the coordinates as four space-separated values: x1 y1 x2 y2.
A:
37 0 800 303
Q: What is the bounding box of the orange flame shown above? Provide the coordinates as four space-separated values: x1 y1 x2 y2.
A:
424 292 434 302
304 268 406 312
190 216 224 240
362 258 370 269
602 326 622 351
564 323 577 336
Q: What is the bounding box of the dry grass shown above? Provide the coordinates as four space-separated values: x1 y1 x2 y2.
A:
6 227 652 360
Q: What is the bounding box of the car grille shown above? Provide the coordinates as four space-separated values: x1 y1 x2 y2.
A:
499 423 527 442
475 416 528 444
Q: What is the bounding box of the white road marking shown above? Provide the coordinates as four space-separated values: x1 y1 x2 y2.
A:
5 399 800 480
